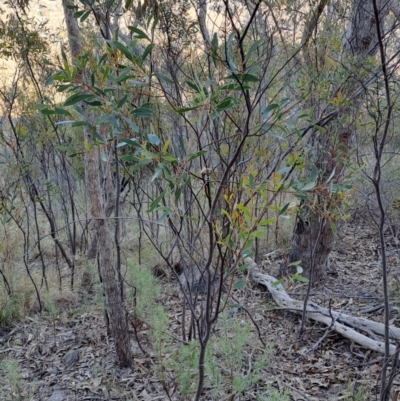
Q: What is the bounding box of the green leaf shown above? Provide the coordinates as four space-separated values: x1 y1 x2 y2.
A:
142 43 154 60
117 94 128 108
220 83 251 91
133 105 152 118
122 117 139 133
147 133 160 146
288 260 302 266
157 208 171 222
261 103 279 121
187 150 206 162
85 100 102 106
225 73 259 83
236 203 250 218
154 72 173 84
55 120 74 125
127 80 148 87
151 168 162 182
131 159 152 172
233 280 246 289
186 81 200 93
310 165 318 183
72 121 90 127
107 40 133 62
147 191 166 213
125 0 133 9
259 218 274 226
57 145 76 153
329 220 337 235
302 181 316 191
278 203 290 216
128 26 151 41
295 275 309 283
74 10 85 18
177 105 200 113
175 188 182 201
40 107 71 116
56 85 72 92
216 97 236 112
80 10 91 22
245 39 263 62
64 93 94 106
114 67 133 83
211 32 218 53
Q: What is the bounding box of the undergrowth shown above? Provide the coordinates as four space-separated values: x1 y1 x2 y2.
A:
126 259 289 400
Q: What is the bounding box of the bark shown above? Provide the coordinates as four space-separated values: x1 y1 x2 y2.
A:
62 0 132 367
290 0 391 284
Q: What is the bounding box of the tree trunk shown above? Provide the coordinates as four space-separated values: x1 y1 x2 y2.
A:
62 0 132 367
289 0 390 283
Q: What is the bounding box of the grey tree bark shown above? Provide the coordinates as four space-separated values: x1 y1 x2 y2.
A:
62 0 132 367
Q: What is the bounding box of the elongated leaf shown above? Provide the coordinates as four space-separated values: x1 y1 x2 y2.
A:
259 218 274 226
119 138 139 147
278 203 290 216
122 117 139 133
225 73 259 82
64 93 94 106
220 83 251 91
154 72 173 84
147 191 166 213
233 280 246 289
85 100 102 106
147 133 160 146
81 10 91 22
186 81 200 93
117 94 128 108
245 39 263 62
55 120 74 125
177 105 200 113
128 26 151 41
72 121 90 127
127 80 148 87
107 40 133 62
74 10 86 18
40 108 71 116
131 159 152 172
216 97 236 112
211 32 218 53
57 145 76 153
133 106 152 118
142 43 154 60
187 150 206 162
114 67 132 83
329 220 337 235
151 168 162 182
302 181 316 191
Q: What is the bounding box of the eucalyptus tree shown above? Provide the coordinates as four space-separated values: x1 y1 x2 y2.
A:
284 0 400 283
60 0 132 367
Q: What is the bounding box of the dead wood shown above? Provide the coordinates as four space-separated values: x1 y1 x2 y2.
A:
245 257 400 357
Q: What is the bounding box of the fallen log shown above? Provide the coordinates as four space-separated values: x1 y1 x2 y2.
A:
245 257 400 356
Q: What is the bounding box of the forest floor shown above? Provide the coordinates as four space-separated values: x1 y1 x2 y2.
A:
1 213 399 401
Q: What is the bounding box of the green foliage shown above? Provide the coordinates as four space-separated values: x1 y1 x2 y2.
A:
0 358 22 400
0 296 22 328
257 386 290 401
42 291 59 318
212 313 271 397
346 381 370 401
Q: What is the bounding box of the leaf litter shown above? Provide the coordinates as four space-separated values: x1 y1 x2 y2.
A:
0 214 399 400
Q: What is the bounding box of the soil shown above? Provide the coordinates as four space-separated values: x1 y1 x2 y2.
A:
1 214 400 401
